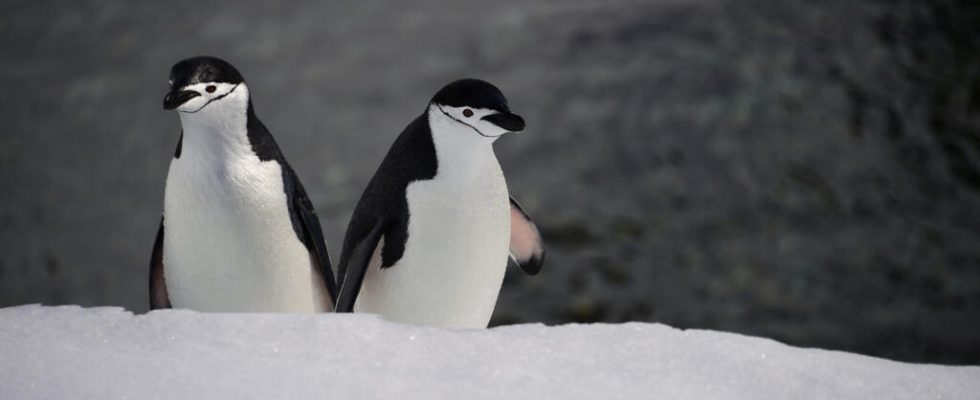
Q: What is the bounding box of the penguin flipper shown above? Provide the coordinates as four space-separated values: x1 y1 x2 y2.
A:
149 218 172 309
290 177 338 307
335 218 386 312
508 197 545 275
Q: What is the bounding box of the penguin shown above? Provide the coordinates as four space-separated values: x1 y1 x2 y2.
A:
150 56 336 312
334 78 544 328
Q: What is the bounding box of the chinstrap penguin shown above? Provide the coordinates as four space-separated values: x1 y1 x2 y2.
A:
335 78 544 328
150 56 336 312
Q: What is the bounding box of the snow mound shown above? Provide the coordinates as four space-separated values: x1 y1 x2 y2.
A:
1 305 977 400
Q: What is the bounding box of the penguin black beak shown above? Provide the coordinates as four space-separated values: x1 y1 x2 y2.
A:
482 112 525 132
163 90 200 110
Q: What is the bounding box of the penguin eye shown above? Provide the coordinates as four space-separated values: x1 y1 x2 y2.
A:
205 85 217 93
462 108 473 117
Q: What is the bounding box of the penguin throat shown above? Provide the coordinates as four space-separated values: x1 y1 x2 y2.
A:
427 107 498 179
177 97 253 163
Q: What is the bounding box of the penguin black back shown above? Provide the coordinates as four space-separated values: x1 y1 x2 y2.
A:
336 115 438 288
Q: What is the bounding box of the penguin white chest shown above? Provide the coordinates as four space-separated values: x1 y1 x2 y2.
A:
163 153 327 313
355 156 511 328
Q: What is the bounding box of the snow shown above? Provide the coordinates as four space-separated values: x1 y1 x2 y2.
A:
1 305 977 400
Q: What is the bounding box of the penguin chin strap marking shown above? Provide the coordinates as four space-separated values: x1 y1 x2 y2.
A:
436 105 501 139
179 83 242 114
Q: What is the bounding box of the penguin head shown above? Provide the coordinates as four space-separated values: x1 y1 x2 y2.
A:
163 56 248 114
429 79 525 139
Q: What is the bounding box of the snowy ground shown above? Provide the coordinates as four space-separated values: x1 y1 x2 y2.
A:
1 306 977 400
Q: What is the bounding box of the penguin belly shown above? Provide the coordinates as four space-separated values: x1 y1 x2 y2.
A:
355 162 511 328
163 158 329 313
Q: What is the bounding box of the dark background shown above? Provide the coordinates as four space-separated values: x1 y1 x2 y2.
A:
2 0 978 364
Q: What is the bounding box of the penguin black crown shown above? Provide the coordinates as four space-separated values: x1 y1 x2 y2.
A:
151 56 336 312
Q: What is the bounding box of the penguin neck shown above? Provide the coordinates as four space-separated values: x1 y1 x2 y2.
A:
426 106 499 181
177 93 255 166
